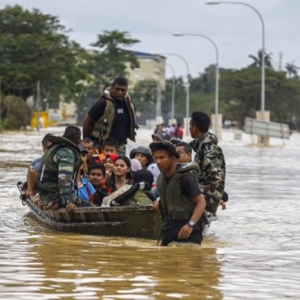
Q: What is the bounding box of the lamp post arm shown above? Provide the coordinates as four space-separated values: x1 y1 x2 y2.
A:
206 1 265 117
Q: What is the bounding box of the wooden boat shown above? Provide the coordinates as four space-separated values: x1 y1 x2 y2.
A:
18 185 161 240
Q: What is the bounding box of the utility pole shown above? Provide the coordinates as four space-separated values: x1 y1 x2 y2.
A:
36 80 41 131
0 76 2 132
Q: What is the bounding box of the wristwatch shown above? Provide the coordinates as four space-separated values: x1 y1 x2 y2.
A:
188 220 195 228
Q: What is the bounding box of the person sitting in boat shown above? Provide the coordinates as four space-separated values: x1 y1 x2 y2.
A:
130 158 142 175
34 126 88 212
23 133 53 198
92 137 119 164
102 169 156 207
87 163 106 189
90 155 132 206
81 137 98 168
103 153 119 179
74 149 95 203
129 146 160 193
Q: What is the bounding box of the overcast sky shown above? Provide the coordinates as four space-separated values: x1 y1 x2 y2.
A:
2 0 300 78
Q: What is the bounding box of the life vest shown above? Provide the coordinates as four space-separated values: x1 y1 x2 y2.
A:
156 163 199 220
91 88 137 142
35 136 81 194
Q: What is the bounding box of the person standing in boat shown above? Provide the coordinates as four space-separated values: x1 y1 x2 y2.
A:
149 141 206 246
35 126 88 212
82 77 138 155
189 112 226 215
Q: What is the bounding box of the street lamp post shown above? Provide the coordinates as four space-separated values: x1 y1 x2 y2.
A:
173 33 220 138
166 63 176 121
158 52 190 137
206 1 266 121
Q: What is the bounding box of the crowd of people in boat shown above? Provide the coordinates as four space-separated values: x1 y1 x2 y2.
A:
21 76 227 246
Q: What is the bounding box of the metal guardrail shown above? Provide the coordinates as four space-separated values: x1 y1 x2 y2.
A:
244 118 290 139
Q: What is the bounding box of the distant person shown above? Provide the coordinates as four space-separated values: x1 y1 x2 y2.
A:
189 112 226 215
152 130 170 142
103 153 119 179
149 140 206 246
176 123 184 140
35 126 88 212
154 123 164 134
82 76 138 156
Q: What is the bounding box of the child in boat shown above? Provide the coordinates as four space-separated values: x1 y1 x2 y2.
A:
87 163 106 189
74 149 95 203
90 155 132 206
92 137 119 164
103 153 118 179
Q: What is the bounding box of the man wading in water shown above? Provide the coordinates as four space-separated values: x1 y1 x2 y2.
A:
150 141 206 246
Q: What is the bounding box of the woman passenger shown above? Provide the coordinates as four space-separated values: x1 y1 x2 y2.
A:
90 155 132 206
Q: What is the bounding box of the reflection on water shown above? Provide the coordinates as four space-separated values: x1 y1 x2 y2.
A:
1 129 300 299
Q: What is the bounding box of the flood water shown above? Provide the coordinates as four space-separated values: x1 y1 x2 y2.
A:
1 127 300 299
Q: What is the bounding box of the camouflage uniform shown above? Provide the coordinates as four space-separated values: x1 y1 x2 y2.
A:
190 132 226 214
37 145 85 210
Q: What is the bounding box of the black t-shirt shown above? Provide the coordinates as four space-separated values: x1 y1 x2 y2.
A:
165 172 201 199
88 98 129 144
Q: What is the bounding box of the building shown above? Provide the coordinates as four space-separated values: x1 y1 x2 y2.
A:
125 51 166 90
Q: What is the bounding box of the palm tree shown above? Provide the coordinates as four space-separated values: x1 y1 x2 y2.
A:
248 50 273 69
285 62 299 78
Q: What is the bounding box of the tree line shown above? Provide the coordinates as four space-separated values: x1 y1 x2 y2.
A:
1 5 300 131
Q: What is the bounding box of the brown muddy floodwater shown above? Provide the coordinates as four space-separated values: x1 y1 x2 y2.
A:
1 128 300 300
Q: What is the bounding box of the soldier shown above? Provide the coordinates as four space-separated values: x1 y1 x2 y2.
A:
82 77 138 155
149 141 206 246
35 126 87 212
189 111 226 215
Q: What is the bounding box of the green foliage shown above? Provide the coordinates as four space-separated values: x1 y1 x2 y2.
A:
248 50 273 69
131 79 157 123
219 66 300 129
0 5 89 107
87 30 140 93
1 95 30 129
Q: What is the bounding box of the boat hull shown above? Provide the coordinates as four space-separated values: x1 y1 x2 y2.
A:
23 197 162 240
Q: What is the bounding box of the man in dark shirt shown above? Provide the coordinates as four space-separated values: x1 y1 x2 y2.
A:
149 141 206 246
82 77 137 155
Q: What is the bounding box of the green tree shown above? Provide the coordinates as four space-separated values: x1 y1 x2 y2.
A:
248 50 273 69
285 62 299 78
220 66 300 129
0 5 89 107
131 79 157 124
1 95 30 129
76 30 140 123
88 30 140 92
